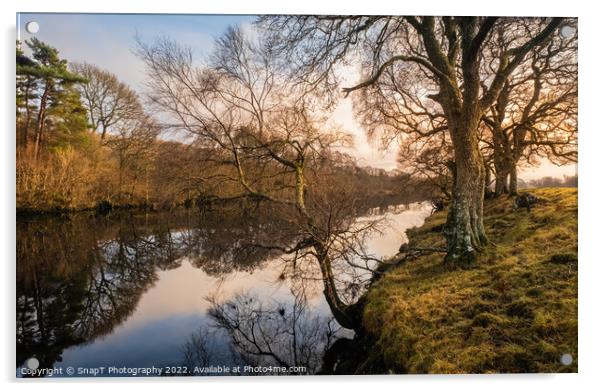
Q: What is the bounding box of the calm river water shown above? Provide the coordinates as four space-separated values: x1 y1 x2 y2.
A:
16 202 430 377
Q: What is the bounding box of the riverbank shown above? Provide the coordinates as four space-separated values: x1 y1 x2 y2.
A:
358 188 577 373
16 190 432 218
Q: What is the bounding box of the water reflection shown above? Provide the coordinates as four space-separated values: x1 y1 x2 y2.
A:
173 287 343 376
16 202 430 376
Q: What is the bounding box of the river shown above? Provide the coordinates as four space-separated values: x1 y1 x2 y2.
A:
16 201 430 377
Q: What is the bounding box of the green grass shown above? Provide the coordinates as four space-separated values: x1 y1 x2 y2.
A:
362 188 577 373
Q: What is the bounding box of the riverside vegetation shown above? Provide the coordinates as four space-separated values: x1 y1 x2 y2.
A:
357 188 577 373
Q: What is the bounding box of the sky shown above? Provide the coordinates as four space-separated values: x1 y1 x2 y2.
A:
17 13 576 179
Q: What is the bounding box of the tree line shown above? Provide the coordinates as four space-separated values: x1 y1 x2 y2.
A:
16 37 424 213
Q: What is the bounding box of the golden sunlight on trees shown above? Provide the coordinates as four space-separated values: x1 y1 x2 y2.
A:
17 41 161 211
16 36 412 215
261 16 574 263
17 39 88 158
481 20 577 195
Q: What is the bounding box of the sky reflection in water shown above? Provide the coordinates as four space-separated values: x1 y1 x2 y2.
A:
16 203 430 376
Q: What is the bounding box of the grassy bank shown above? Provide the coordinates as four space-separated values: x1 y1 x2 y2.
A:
362 188 577 373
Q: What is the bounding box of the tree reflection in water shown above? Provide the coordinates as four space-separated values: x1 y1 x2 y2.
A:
16 202 426 376
206 288 343 374
16 203 297 374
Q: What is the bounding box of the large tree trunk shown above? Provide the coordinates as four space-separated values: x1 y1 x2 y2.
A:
484 163 492 192
445 121 488 264
509 163 518 195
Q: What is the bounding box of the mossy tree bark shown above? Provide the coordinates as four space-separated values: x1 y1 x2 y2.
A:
442 94 488 262
428 18 562 262
445 127 488 262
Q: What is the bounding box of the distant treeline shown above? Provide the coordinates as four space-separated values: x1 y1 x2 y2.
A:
519 174 577 189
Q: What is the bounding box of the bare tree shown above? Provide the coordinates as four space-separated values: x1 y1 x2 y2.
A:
72 63 143 140
137 28 383 329
208 289 341 374
261 16 565 263
105 114 159 203
72 63 160 202
481 21 577 195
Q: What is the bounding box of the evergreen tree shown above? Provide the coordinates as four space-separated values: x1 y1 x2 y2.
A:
46 86 90 152
16 38 87 158
16 43 39 151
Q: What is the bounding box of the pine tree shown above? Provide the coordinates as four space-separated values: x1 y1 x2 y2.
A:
17 38 87 158
16 42 40 151
46 86 90 152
